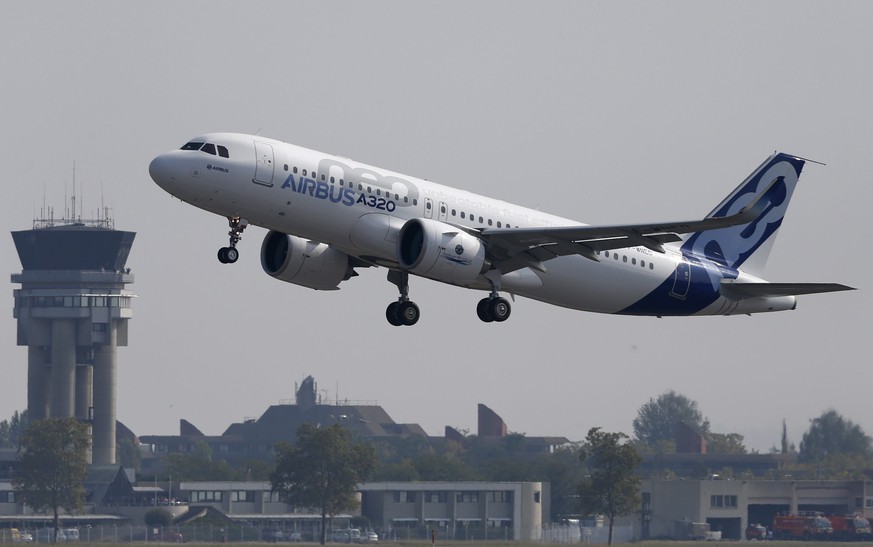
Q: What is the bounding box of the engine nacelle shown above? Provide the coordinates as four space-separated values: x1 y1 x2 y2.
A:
397 218 488 285
260 231 352 291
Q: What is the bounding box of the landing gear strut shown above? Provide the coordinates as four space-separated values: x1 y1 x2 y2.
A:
217 217 247 264
386 270 420 326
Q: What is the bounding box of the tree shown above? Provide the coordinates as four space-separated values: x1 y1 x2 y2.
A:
633 391 710 452
706 432 747 454
271 424 376 544
13 417 90 542
0 409 28 449
577 428 642 545
798 409 872 463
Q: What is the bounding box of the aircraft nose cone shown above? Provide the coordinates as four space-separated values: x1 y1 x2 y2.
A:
149 154 175 190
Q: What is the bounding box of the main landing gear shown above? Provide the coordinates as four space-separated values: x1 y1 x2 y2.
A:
386 271 420 327
217 217 247 264
384 271 512 326
476 295 511 323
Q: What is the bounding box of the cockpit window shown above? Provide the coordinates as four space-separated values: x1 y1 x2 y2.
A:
179 141 230 158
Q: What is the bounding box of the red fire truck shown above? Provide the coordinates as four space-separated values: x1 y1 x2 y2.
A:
828 515 871 541
772 512 832 540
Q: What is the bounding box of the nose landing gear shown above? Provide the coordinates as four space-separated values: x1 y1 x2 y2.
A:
217 217 247 264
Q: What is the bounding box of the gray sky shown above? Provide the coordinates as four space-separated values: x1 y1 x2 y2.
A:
1 1 869 452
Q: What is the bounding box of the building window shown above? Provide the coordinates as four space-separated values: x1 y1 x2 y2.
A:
456 492 479 503
425 491 447 503
533 491 541 503
393 491 415 503
488 491 512 503
710 495 737 508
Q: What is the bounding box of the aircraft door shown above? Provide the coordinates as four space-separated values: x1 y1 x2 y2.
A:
670 260 691 299
438 201 448 222
424 197 434 219
253 141 275 186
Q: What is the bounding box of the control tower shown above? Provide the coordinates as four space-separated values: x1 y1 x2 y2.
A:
11 211 135 465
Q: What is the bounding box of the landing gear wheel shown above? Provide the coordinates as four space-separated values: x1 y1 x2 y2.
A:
217 247 229 264
477 298 494 323
224 247 239 263
386 302 403 327
489 297 511 322
398 301 420 326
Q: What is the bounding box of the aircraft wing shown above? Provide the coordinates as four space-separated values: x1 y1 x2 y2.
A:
479 175 782 274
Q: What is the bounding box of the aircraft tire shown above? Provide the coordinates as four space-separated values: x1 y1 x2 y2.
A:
489 297 511 322
398 301 420 326
217 247 229 263
225 247 239 263
477 298 494 323
386 302 403 326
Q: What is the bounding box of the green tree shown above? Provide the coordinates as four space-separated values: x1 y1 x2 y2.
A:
577 427 642 546
706 432 747 454
165 440 241 481
633 391 709 452
145 508 173 527
271 424 376 544
13 417 90 542
0 410 28 449
798 409 872 463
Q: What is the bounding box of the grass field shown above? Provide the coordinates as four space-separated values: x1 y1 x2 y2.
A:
50 542 873 547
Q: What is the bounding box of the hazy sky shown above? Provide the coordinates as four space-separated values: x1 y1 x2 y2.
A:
1 2 869 453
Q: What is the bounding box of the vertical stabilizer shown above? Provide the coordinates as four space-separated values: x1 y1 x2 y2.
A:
681 153 805 276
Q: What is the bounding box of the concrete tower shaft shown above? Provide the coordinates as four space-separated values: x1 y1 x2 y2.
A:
11 223 135 465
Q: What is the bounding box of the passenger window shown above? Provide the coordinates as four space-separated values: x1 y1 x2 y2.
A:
181 142 204 150
604 251 609 258
452 209 457 216
632 258 637 265
461 212 466 219
293 166 298 174
441 205 446 214
321 174 325 181
284 164 289 171
376 189 381 196
487 219 492 226
497 221 501 228
479 216 484 223
404 197 408 203
649 263 654 270
623 256 627 263
302 169 307 176
217 145 229 158
201 143 217 155
426 202 432 209
641 260 646 268
330 176 335 183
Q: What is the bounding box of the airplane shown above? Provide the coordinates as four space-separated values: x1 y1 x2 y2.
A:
149 133 854 326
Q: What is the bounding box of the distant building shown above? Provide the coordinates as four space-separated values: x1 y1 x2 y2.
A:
359 481 546 541
633 478 873 541
140 376 427 469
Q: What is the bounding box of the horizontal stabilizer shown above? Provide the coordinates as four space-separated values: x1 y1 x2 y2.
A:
720 281 856 300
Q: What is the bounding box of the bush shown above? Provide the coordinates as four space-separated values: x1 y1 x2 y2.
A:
145 508 173 527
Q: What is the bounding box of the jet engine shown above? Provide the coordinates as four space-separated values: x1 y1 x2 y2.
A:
260 231 353 290
397 218 488 285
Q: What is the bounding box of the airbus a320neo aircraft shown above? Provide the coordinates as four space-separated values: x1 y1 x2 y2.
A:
149 133 853 326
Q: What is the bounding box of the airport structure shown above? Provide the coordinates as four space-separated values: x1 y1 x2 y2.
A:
11 211 135 465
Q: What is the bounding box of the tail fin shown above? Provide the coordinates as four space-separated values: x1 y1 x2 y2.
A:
680 152 805 276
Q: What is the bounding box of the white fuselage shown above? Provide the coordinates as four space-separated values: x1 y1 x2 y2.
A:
149 132 793 317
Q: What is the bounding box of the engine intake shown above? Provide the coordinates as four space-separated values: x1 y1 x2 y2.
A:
397 218 488 286
261 231 352 291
